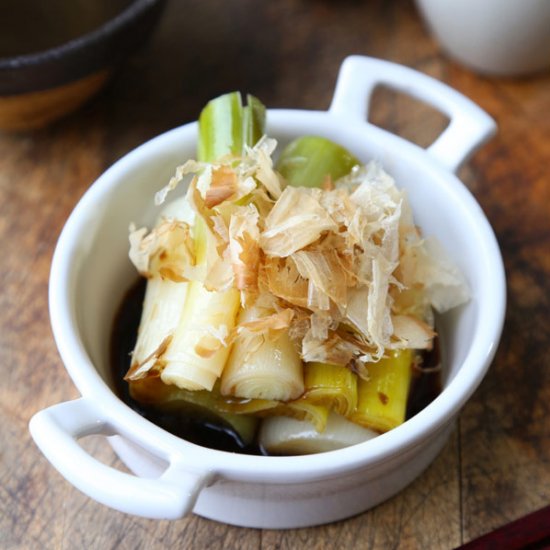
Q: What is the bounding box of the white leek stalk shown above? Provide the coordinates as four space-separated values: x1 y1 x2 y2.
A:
160 280 240 391
259 412 378 455
129 199 192 378
130 278 188 375
262 400 329 432
220 304 304 401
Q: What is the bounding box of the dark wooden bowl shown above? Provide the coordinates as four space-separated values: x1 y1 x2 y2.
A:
0 0 166 131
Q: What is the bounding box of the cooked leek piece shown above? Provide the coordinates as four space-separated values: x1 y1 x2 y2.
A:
130 377 259 445
160 281 240 390
301 362 358 417
220 304 304 401
158 92 266 391
259 363 356 432
249 137 360 430
276 136 359 188
130 278 188 376
128 200 192 379
259 412 378 455
262 400 330 432
350 349 414 433
198 92 265 163
132 376 278 416
160 209 240 390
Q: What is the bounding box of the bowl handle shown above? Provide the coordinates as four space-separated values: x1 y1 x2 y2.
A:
328 55 497 173
29 398 212 519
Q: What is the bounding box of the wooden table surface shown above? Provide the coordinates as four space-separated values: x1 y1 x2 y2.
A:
2 1 550 548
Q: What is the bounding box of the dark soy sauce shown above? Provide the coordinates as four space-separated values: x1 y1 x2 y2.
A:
406 342 442 419
110 279 442 455
110 278 266 455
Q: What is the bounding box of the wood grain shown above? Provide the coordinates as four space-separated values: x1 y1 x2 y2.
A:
1 0 549 548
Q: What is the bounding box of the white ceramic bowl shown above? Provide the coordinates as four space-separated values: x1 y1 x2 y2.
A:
30 56 505 529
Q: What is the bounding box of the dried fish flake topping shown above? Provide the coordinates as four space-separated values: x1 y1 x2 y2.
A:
128 139 469 379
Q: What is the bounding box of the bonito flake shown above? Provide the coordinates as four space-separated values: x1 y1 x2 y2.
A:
129 139 469 378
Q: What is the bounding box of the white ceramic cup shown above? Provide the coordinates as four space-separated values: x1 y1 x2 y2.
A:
29 56 506 528
415 0 550 76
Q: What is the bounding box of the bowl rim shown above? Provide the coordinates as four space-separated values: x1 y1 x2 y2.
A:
48 108 507 482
